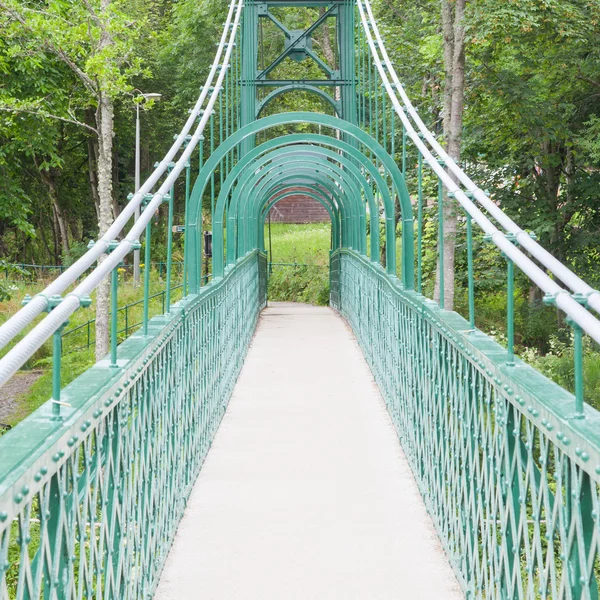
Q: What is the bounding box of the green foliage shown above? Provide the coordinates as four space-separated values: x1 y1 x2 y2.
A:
265 223 331 305
523 335 600 411
0 260 29 301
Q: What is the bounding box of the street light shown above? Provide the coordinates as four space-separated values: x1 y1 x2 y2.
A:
134 92 162 287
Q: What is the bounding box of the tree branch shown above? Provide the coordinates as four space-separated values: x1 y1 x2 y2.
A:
0 106 98 134
0 0 98 96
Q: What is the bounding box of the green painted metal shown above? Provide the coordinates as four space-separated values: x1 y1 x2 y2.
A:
0 251 267 599
232 140 393 261
187 112 415 288
229 154 368 256
195 132 399 272
3 2 600 599
331 248 600 599
256 85 340 117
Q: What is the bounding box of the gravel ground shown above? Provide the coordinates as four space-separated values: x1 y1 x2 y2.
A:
0 371 43 425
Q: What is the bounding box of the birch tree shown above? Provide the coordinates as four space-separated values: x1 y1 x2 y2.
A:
0 0 147 359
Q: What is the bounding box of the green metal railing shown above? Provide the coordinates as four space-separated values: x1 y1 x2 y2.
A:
60 284 182 355
60 276 210 356
0 251 267 599
331 249 600 599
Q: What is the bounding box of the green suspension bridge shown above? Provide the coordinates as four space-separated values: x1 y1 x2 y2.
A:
2 1 600 598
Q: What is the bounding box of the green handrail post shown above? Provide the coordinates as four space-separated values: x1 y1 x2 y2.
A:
566 291 590 419
503 233 517 366
573 322 584 417
417 138 424 295
110 266 119 368
464 191 475 330
184 155 192 296
51 326 63 415
401 118 407 177
106 240 121 368
466 213 475 330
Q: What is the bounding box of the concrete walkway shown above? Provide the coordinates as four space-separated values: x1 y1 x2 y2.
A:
155 303 462 600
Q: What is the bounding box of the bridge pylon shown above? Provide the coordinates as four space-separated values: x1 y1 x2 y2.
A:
240 0 357 156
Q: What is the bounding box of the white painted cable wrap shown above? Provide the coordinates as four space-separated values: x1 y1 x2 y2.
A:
0 0 244 387
357 0 600 345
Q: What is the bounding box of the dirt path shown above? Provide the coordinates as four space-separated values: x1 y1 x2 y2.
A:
0 371 43 425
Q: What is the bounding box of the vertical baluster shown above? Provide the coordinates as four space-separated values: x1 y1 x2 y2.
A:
401 107 407 176
500 232 516 364
573 323 584 417
51 325 63 415
183 159 191 295
110 263 119 368
506 256 515 366
382 84 387 152
466 212 475 330
390 98 395 158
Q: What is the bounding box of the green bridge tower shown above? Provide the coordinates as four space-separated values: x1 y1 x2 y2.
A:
240 0 357 155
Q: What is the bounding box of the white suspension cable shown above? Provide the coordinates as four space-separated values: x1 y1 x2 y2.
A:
0 0 244 388
357 0 600 346
360 0 600 317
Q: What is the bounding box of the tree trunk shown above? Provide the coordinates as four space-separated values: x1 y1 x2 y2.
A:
86 108 101 221
434 0 466 311
34 156 70 259
94 91 115 361
94 0 116 362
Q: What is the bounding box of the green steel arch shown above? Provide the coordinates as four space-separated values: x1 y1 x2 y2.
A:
260 188 339 252
226 148 378 263
187 112 414 289
240 164 359 251
224 135 393 262
225 161 363 268
231 171 348 265
188 132 393 267
256 180 344 252
256 85 341 117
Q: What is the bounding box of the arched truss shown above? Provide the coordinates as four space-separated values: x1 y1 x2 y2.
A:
187 112 414 291
260 188 338 249
228 150 375 258
256 85 341 118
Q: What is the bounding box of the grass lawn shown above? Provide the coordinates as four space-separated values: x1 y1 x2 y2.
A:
0 224 333 427
265 222 331 305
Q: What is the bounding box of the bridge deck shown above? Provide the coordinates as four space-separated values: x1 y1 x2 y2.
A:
155 303 462 599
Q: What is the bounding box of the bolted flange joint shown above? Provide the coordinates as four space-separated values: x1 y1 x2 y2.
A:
66 293 92 309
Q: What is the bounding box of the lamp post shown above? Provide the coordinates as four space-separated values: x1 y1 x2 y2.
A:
134 92 162 287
